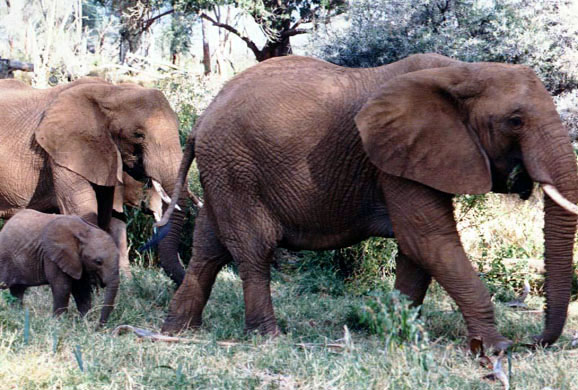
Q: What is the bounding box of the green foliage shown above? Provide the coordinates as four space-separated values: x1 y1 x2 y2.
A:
312 0 578 94
333 238 398 294
348 289 428 350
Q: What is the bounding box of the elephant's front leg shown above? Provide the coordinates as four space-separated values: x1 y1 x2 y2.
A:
50 278 73 316
71 276 92 316
383 177 512 351
52 163 100 225
109 217 131 278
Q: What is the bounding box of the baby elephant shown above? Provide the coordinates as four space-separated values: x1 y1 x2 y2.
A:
0 210 120 326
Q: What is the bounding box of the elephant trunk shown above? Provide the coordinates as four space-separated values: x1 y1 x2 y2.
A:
98 271 119 326
152 136 197 286
157 193 188 285
522 125 578 345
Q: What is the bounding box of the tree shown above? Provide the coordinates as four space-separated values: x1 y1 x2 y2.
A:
133 0 348 62
312 0 578 94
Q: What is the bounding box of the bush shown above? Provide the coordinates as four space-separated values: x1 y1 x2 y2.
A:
311 0 578 94
347 289 428 349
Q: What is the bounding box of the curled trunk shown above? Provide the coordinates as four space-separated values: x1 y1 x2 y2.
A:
155 136 197 286
157 194 188 285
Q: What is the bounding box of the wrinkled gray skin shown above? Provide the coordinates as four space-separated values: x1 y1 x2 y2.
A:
161 54 578 351
0 78 186 285
0 210 120 325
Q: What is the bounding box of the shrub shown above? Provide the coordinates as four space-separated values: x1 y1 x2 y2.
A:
311 0 578 94
347 289 428 349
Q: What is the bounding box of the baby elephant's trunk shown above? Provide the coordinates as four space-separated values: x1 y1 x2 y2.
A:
98 272 119 326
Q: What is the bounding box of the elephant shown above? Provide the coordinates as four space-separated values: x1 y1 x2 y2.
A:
0 78 188 284
0 209 120 325
159 53 578 351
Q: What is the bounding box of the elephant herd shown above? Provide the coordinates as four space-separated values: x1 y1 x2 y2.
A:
1 53 578 352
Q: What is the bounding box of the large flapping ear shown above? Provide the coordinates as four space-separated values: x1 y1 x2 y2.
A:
355 66 492 195
35 82 123 187
41 217 90 280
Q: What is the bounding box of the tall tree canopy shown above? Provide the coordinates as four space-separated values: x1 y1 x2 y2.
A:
127 0 348 62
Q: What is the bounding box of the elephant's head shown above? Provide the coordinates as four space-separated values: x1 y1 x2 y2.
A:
355 63 578 345
42 217 120 325
36 78 183 210
116 172 164 222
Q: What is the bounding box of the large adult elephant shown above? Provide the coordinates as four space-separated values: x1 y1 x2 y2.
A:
160 53 578 351
0 78 188 284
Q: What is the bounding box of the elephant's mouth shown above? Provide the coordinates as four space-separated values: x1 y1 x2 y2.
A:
491 159 534 200
89 272 106 289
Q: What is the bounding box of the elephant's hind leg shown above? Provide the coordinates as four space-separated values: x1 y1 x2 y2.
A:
219 209 282 335
162 207 232 334
394 252 432 307
9 285 26 305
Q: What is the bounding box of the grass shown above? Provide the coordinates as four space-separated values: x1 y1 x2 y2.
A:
2 191 578 389
1 262 578 389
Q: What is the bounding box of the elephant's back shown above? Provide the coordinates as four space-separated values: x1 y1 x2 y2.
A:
193 57 386 240
0 210 55 248
0 210 51 284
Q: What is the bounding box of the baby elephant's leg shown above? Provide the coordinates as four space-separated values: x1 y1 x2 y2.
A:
71 275 92 316
50 276 73 316
9 285 27 305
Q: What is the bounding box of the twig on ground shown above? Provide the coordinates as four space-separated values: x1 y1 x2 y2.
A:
111 325 241 347
483 351 510 390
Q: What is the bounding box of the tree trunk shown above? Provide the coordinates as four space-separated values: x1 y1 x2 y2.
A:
202 17 211 75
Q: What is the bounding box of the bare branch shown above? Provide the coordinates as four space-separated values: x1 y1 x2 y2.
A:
200 12 262 59
142 9 175 31
280 28 311 38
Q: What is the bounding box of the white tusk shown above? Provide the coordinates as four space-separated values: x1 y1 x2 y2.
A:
152 179 181 211
542 184 578 215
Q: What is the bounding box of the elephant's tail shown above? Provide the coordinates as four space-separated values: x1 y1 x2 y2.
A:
155 130 197 228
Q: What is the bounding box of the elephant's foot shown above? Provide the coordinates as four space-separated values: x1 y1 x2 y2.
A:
470 333 512 354
245 318 281 337
161 315 202 335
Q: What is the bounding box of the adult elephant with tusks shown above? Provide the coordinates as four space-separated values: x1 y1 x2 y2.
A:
0 78 190 284
159 53 578 351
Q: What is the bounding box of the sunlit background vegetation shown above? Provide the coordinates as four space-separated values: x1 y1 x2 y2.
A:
2 0 578 388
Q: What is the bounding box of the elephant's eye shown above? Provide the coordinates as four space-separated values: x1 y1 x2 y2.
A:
94 258 103 265
507 116 523 129
133 131 145 139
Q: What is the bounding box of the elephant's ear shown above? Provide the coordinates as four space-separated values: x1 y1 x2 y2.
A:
35 83 123 187
354 66 492 195
42 217 88 280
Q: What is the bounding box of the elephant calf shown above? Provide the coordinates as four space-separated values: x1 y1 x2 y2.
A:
0 210 120 325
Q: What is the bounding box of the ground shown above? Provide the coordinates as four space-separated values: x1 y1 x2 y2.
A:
1 258 577 389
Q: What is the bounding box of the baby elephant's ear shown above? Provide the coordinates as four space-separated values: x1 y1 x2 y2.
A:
42 218 85 280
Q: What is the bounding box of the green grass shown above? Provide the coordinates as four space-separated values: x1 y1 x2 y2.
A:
1 261 578 389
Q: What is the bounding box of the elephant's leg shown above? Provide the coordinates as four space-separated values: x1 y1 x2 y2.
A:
162 207 232 334
9 285 26 305
50 279 73 316
220 209 281 335
71 277 92 316
51 163 99 225
383 177 511 351
394 251 432 307
109 217 131 278
237 255 279 335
